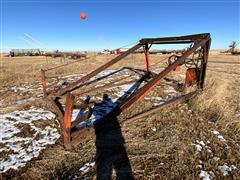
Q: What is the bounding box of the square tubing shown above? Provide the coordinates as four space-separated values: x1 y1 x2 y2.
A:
63 93 75 148
140 33 210 44
50 97 64 123
144 44 151 73
198 45 206 88
41 69 47 97
199 39 211 88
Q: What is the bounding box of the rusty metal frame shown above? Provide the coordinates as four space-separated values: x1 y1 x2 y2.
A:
41 33 211 148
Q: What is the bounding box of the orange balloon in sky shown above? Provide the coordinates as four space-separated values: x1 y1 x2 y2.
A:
80 12 87 20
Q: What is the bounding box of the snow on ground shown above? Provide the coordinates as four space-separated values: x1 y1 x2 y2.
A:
0 97 38 109
164 85 180 97
61 74 84 81
83 68 138 87
178 74 186 78
199 170 213 180
218 164 237 176
79 161 95 174
210 130 227 142
64 161 95 180
153 101 165 107
0 82 44 109
71 82 137 128
192 140 211 154
10 83 43 97
192 139 215 179
192 130 238 179
0 107 60 173
0 68 182 173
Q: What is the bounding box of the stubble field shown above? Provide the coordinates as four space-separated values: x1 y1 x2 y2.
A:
0 52 239 179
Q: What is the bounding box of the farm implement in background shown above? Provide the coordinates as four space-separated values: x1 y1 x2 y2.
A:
44 51 88 59
9 49 42 57
221 41 240 55
41 33 211 148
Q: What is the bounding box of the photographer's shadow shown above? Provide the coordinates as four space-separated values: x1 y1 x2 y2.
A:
93 94 134 180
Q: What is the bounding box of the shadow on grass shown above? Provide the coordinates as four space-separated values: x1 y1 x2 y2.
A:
94 94 134 180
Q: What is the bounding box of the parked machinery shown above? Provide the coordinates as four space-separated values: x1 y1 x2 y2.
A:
9 49 42 57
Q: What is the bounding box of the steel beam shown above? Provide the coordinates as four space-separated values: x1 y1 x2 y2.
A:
41 69 47 97
125 92 195 122
140 33 210 44
145 40 193 45
55 44 142 96
63 93 74 148
48 97 64 123
144 44 151 73
199 39 211 88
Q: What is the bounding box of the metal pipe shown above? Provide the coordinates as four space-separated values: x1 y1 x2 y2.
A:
63 93 74 148
140 33 210 44
41 69 47 97
145 44 151 73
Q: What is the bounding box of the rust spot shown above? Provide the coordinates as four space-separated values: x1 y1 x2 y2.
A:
185 68 198 87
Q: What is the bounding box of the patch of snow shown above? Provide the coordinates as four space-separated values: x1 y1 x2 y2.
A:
218 164 237 176
72 109 83 122
196 140 205 146
0 107 59 173
0 97 39 108
115 84 132 95
164 86 176 93
199 170 212 180
213 156 220 161
211 130 220 135
153 101 165 107
211 130 229 149
144 97 151 100
72 95 117 128
79 161 95 174
207 149 212 153
10 83 42 96
195 144 203 152
152 96 163 101
152 127 157 132
179 74 185 78
192 140 208 152
217 135 226 142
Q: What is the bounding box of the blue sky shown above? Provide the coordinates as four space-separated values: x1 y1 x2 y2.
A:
1 0 239 52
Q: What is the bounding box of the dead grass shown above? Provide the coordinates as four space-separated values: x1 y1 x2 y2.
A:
0 52 239 179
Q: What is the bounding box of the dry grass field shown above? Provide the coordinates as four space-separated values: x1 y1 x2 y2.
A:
0 52 239 179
